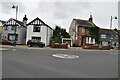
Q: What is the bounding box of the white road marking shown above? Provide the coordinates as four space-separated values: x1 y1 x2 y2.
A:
109 53 119 55
12 48 16 51
52 54 79 59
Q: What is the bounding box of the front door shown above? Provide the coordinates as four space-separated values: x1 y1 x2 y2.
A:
81 36 84 46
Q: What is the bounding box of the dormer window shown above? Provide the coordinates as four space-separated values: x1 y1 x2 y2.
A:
33 25 41 32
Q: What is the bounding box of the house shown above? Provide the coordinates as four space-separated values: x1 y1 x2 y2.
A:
99 28 119 48
69 15 97 47
115 29 120 48
0 20 6 39
2 15 28 44
26 17 53 46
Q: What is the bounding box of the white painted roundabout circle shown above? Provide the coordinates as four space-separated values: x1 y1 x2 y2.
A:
52 54 79 59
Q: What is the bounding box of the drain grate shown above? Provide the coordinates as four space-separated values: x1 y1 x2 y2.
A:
52 54 79 59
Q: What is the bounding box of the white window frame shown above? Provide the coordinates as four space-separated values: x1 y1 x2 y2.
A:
33 25 41 32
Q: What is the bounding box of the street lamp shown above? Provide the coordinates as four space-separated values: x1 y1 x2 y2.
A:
12 5 18 47
110 16 117 29
12 5 18 20
109 16 117 48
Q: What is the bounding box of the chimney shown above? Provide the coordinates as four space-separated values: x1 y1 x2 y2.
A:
23 15 28 27
89 13 93 22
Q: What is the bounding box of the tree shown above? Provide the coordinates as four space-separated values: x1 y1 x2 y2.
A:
85 26 100 44
53 26 70 43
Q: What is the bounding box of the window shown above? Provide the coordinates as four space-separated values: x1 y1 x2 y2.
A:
110 35 114 39
3 36 7 40
101 34 106 38
8 34 18 41
11 26 17 31
82 27 85 33
102 41 108 46
4 26 8 30
86 37 89 44
111 37 113 39
86 37 95 44
116 42 119 47
93 38 95 44
33 25 41 32
88 37 91 44
32 37 41 42
115 35 118 39
72 29 75 32
11 26 15 30
112 42 118 47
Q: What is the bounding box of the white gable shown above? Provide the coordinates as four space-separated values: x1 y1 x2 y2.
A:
28 18 44 26
34 19 42 25
4 19 20 26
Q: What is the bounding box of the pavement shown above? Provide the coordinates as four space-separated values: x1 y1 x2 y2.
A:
0 44 118 51
0 46 9 51
2 47 118 78
0 48 8 51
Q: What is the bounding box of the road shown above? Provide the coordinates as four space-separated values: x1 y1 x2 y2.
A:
2 46 118 78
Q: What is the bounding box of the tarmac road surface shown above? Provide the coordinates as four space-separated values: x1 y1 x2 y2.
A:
2 46 118 78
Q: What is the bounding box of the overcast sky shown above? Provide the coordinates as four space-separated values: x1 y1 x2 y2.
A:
0 0 119 32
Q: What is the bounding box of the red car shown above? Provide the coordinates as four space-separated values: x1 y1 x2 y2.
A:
0 40 15 45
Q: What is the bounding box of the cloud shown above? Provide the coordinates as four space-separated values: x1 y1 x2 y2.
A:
0 1 118 32
1 2 26 14
53 2 92 19
32 2 92 30
1 0 119 2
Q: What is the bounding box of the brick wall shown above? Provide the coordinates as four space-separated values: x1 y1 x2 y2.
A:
76 26 89 46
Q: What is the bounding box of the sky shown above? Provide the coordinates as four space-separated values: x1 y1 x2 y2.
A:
0 0 119 32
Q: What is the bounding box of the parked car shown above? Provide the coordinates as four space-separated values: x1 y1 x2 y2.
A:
27 40 45 47
0 40 15 45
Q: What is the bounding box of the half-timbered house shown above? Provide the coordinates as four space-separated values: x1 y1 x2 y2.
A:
26 17 53 46
2 15 28 44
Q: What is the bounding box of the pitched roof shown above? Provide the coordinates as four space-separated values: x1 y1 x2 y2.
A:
0 20 6 24
99 28 119 34
117 30 120 33
3 18 25 27
27 17 52 30
114 29 120 35
12 18 25 27
73 18 96 27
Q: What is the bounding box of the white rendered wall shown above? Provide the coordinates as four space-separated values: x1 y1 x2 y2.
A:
26 25 47 46
2 26 26 44
26 25 53 46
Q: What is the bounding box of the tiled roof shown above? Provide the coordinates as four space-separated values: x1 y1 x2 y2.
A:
73 18 96 27
99 28 119 34
116 30 120 33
